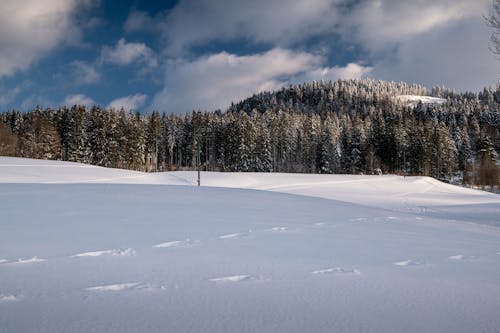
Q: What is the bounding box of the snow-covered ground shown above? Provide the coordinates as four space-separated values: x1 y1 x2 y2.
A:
396 95 447 107
1 157 500 332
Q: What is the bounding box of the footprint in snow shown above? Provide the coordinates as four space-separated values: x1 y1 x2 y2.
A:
312 267 361 275
218 233 248 240
0 295 18 302
72 248 135 258
350 217 368 222
1 257 46 265
313 222 328 227
85 282 168 292
209 275 253 284
153 239 200 248
393 259 425 266
267 227 290 232
448 254 475 261
85 282 142 292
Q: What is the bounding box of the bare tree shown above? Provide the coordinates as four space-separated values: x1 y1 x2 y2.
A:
485 0 500 56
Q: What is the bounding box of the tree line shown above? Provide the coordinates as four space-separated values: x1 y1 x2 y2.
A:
0 79 498 187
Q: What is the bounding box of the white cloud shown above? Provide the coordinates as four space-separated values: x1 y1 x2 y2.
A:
344 0 489 51
100 38 157 67
299 63 373 83
125 0 342 54
63 94 95 107
371 17 499 92
108 94 147 111
71 61 100 84
150 48 372 113
0 0 97 77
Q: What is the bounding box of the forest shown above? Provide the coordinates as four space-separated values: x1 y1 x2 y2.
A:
0 79 499 187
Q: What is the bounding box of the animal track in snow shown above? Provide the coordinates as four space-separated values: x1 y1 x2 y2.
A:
350 217 368 222
85 282 141 292
209 275 253 283
448 254 475 261
218 233 247 240
72 248 135 258
153 239 200 248
311 267 360 275
393 259 425 266
3 256 46 265
0 294 18 302
267 227 290 232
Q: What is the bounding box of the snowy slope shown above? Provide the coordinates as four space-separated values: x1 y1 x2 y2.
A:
396 95 447 107
2 157 499 223
1 157 500 333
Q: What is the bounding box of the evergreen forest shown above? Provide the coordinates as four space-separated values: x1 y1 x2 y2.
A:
1 79 499 187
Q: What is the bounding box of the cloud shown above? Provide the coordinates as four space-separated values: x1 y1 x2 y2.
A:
71 61 100 84
0 0 98 77
298 63 373 83
371 17 499 92
124 10 160 33
123 0 495 101
125 0 342 54
63 94 95 107
343 0 489 51
108 94 147 111
150 48 372 114
100 38 157 67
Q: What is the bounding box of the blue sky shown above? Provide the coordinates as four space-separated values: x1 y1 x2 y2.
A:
0 0 497 114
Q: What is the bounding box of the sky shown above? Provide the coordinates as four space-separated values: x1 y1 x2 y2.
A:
0 0 498 114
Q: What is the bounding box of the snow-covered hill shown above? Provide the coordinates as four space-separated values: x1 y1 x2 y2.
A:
396 95 447 107
1 157 500 333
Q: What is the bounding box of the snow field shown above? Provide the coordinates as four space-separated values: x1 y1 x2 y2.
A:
1 157 500 333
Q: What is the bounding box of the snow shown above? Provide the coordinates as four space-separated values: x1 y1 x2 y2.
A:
393 260 425 266
396 95 447 107
0 295 18 302
4 256 47 265
1 157 500 332
311 267 361 275
72 248 135 257
209 275 253 283
153 240 199 248
85 283 141 292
